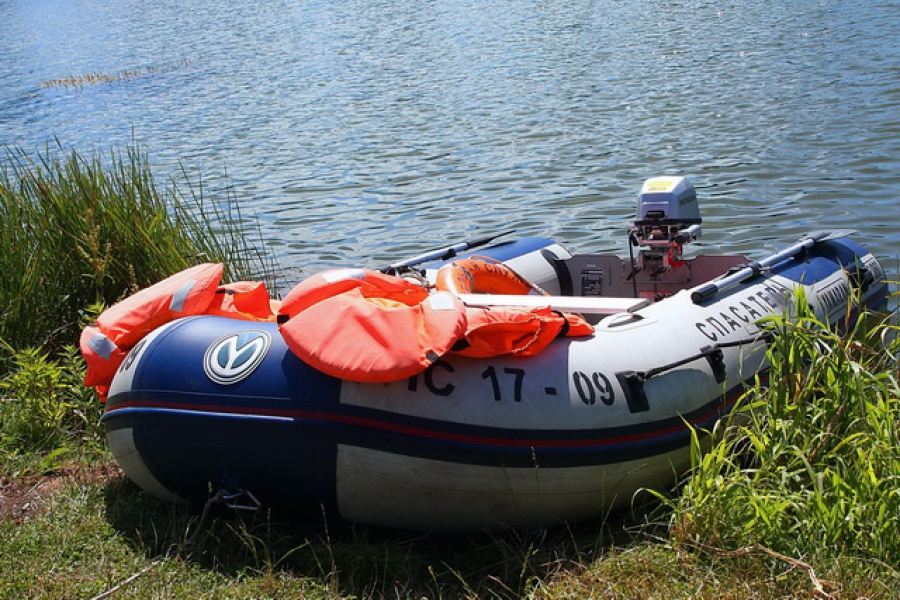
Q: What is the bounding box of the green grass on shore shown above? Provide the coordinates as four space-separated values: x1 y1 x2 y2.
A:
1 145 899 598
3 458 899 598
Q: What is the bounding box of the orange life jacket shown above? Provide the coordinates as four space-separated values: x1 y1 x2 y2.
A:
205 280 278 321
80 325 127 391
277 269 468 383
452 306 593 358
96 262 224 349
436 257 593 357
80 263 224 400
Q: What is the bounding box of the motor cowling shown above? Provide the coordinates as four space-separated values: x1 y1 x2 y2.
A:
633 176 702 243
629 176 703 289
636 176 700 225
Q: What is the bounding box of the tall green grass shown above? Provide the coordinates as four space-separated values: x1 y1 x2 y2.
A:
0 144 275 355
0 144 276 466
666 294 900 574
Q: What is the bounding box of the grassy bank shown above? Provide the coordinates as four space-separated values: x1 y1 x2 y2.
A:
0 144 274 470
656 300 900 597
1 147 899 597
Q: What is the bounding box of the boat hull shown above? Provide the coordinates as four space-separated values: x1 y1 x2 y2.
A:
103 237 889 531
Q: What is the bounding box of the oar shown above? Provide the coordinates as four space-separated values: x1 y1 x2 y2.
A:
690 230 854 304
381 229 516 273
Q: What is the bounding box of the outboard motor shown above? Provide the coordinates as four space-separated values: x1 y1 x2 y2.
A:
629 176 702 282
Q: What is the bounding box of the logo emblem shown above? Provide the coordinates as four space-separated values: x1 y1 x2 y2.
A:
204 331 271 385
120 339 147 373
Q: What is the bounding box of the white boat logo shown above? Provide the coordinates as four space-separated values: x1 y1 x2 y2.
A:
120 339 147 373
203 331 271 385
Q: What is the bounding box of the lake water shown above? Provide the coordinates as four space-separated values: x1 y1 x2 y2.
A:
2 0 899 279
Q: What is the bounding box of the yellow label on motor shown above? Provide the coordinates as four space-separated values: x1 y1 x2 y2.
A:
645 178 676 192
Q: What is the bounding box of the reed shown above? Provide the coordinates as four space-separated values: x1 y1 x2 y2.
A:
0 144 275 356
40 62 191 89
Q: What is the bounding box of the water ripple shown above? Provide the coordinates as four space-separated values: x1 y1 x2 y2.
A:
1 0 898 275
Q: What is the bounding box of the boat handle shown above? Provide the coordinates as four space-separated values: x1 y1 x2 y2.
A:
690 230 854 304
614 335 771 413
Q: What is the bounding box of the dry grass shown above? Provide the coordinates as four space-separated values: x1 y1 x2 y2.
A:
0 462 120 523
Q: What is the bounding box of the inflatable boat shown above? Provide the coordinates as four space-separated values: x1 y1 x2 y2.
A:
85 177 889 531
